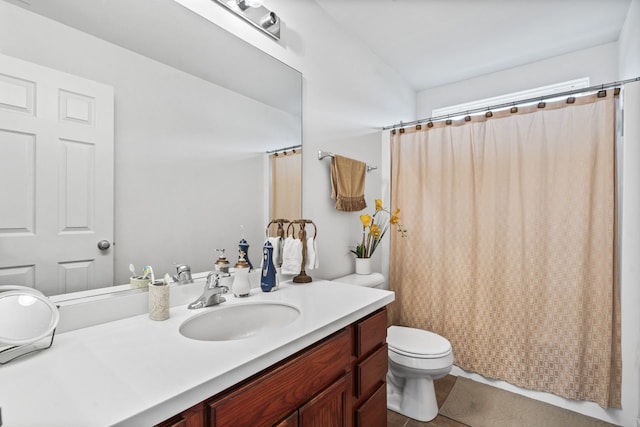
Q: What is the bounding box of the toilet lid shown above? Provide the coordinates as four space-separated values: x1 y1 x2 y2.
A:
387 326 452 358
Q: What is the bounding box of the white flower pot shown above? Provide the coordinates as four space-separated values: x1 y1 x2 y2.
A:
355 258 372 275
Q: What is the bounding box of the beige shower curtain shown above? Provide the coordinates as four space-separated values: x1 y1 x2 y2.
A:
270 150 302 221
389 92 621 407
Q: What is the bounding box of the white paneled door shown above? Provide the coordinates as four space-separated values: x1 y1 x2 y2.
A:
0 53 114 296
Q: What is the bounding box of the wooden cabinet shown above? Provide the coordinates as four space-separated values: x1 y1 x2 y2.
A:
156 308 388 427
351 309 388 427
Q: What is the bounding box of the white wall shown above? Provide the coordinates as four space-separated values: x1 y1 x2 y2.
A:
414 39 638 426
417 42 618 118
175 0 415 281
0 3 300 285
620 82 640 427
619 0 640 81
618 2 640 427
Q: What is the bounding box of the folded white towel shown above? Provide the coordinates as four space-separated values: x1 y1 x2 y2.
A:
268 236 282 267
305 237 319 270
281 236 303 275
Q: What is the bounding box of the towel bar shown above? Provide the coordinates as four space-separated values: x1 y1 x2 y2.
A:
318 150 377 172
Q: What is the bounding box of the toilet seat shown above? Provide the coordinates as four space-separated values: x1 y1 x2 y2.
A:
387 326 452 359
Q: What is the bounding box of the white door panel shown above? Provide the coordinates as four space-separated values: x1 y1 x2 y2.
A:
0 53 114 296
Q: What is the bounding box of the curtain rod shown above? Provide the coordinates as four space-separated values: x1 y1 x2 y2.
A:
266 144 301 154
382 76 640 130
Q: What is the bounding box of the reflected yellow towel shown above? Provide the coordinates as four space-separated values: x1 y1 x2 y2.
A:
330 154 367 212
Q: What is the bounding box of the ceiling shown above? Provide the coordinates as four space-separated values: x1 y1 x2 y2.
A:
314 0 632 91
7 0 632 96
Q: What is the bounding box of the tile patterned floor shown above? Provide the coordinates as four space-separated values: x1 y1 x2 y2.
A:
387 375 468 427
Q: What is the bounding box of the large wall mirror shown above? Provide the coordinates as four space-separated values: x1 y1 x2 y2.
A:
0 0 302 297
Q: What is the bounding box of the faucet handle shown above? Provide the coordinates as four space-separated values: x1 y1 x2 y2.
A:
206 271 229 287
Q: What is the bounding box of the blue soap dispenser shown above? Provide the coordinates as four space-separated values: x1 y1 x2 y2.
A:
261 241 277 292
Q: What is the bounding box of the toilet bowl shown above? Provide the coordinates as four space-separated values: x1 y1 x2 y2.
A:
386 326 454 422
332 272 454 422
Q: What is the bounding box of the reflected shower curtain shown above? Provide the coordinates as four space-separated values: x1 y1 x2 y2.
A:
270 150 302 221
389 92 621 407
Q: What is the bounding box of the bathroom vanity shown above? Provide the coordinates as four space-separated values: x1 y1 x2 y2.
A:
0 280 393 426
157 306 388 427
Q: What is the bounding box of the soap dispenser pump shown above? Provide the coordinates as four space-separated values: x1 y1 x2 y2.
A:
232 251 251 297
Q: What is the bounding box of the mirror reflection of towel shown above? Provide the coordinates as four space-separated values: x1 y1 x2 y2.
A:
267 237 282 267
331 155 367 212
281 236 302 275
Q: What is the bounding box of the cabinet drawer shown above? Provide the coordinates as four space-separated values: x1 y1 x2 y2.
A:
355 343 387 399
210 329 351 427
355 382 386 427
355 308 387 358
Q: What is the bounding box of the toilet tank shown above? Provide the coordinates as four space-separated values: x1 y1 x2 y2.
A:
332 272 386 289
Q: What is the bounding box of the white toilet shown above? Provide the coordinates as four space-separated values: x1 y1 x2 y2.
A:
332 273 454 422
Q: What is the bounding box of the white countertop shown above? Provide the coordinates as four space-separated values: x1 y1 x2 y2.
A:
0 280 394 427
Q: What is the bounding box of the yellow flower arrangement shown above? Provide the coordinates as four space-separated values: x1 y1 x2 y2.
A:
351 199 407 258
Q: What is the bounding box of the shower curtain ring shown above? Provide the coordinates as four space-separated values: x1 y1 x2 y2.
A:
598 85 607 98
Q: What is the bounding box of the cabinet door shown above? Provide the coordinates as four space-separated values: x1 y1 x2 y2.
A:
299 373 351 427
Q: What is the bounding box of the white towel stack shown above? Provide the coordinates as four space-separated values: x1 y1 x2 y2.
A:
281 236 303 275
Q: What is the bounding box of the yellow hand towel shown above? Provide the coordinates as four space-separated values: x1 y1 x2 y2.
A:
330 154 367 212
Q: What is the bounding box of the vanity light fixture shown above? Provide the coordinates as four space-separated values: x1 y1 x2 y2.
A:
215 0 280 40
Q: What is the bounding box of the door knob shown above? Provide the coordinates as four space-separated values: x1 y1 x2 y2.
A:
97 240 111 250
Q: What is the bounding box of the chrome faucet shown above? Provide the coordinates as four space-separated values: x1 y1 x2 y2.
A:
187 271 229 309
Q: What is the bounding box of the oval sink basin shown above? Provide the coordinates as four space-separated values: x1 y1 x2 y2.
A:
179 302 300 341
